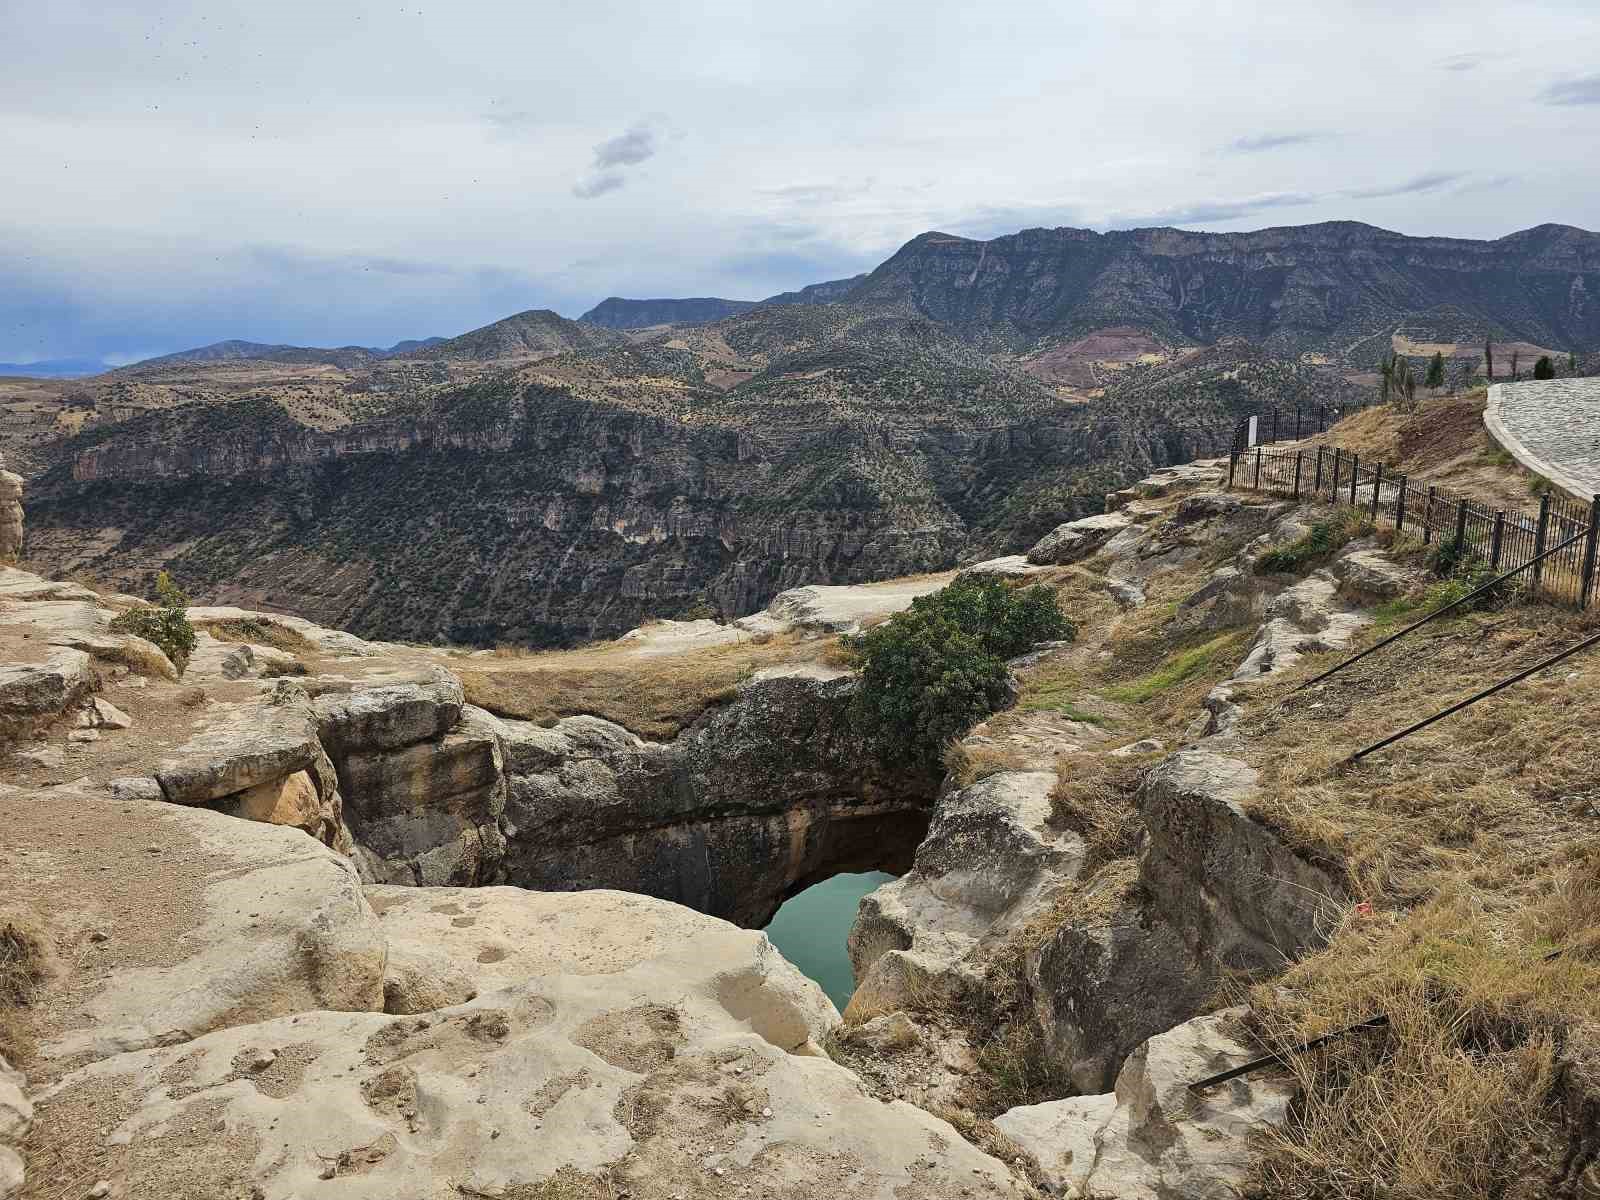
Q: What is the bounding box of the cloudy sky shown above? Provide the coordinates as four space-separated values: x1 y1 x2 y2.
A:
3 0 1598 364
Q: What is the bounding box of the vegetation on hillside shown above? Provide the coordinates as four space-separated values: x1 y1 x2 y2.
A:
109 570 196 675
846 577 1073 766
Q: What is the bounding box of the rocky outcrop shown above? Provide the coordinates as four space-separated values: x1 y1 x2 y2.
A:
0 647 94 736
0 1055 28 1199
1027 511 1134 565
1330 545 1428 602
28 885 1031 1198
0 461 20 561
498 671 934 927
849 771 1083 1015
1028 750 1343 1092
996 1008 1293 1199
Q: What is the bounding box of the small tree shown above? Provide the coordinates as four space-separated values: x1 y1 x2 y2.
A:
110 569 197 676
1534 355 1556 380
1425 351 1445 390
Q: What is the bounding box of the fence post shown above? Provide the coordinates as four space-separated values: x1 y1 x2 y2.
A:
1371 462 1384 521
1295 405 1302 441
1293 452 1304 499
1314 446 1324 493
1454 499 1469 552
1271 409 1279 445
1350 453 1360 507
1330 451 1342 502
1227 446 1237 489
1319 405 1327 434
1255 444 1263 488
1581 495 1600 609
1396 476 1408 531
1531 492 1552 593
1490 511 1506 568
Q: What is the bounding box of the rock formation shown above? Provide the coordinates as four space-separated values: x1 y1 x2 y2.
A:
0 459 20 562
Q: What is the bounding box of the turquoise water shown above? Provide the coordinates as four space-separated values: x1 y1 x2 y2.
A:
763 871 895 1011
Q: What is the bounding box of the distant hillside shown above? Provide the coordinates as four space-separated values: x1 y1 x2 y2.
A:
580 297 758 329
578 275 869 330
405 310 626 361
121 340 385 372
0 358 106 379
849 222 1600 353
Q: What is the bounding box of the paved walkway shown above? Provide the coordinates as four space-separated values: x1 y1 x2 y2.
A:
1485 380 1600 501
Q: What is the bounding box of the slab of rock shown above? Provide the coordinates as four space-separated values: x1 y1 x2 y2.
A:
153 692 323 805
735 577 949 636
223 757 348 850
997 1008 1293 1199
954 554 1050 583
0 647 95 728
1105 461 1224 511
90 697 132 729
33 887 1028 1198
1229 571 1367 683
46 630 177 681
2 788 386 1066
0 1053 29 1200
1026 511 1134 566
1331 547 1427 602
185 605 386 657
314 668 464 754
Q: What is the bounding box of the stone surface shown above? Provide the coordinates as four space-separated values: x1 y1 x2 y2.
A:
153 690 324 805
0 647 94 730
314 669 465 754
1026 510 1135 566
953 554 1049 583
33 887 1028 1199
340 706 507 886
1486 379 1600 501
734 576 951 636
850 771 1084 1016
90 697 132 729
224 765 343 846
996 1008 1294 1200
1331 547 1427 601
0 1054 30 1200
0 468 21 561
2 788 386 1066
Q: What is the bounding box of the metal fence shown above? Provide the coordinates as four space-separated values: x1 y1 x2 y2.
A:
1227 432 1600 610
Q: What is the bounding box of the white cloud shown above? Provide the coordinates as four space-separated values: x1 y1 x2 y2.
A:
2 0 1597 357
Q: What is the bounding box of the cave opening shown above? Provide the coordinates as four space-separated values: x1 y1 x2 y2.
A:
762 870 895 1011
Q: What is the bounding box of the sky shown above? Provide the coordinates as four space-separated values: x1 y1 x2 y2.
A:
3 0 1598 364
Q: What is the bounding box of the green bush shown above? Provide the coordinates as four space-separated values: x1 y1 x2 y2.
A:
110 570 197 676
846 577 1074 768
1256 510 1374 574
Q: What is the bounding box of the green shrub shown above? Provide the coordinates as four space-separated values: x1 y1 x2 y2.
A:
846 578 1074 768
1257 510 1374 574
110 570 197 676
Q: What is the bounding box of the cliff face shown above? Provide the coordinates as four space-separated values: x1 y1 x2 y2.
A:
850 221 1600 351
26 347 1182 646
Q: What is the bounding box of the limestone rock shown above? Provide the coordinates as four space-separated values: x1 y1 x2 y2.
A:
1026 511 1134 566
1331 547 1427 602
498 674 932 926
851 771 1084 1016
954 554 1048 583
340 705 506 886
153 692 323 805
314 668 464 754
1109 737 1164 756
1175 564 1263 631
0 1054 31 1199
1230 571 1367 683
734 577 948 636
225 766 339 844
33 887 1026 1198
996 1008 1293 1200
7 789 386 1065
90 697 132 729
1105 461 1223 511
0 469 21 561
105 776 164 802
0 648 95 730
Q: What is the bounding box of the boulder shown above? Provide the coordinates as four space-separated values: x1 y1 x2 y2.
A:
31 887 1029 1198
90 697 132 729
996 1008 1293 1199
954 554 1049 583
313 668 465 754
734 577 948 636
1229 571 1367 683
1331 547 1427 602
223 756 348 850
1175 564 1263 631
0 647 95 731
1026 511 1134 566
153 691 323 805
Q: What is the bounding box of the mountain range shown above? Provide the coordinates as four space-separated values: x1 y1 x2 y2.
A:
6 219 1596 648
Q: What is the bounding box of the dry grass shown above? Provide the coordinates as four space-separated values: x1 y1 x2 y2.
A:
1 907 56 1064
198 617 316 654
1049 751 1154 871
942 742 1034 789
458 632 810 740
1245 870 1600 1199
